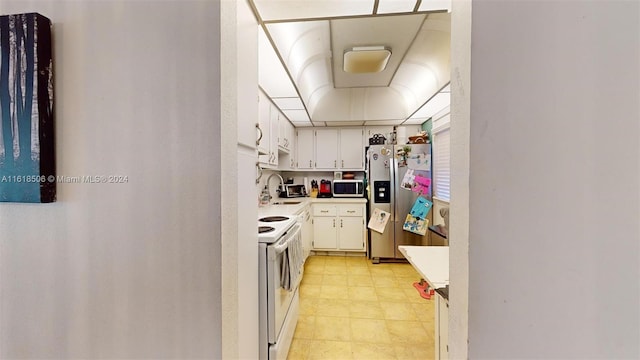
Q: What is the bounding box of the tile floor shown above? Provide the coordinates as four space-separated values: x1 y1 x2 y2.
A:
288 255 435 360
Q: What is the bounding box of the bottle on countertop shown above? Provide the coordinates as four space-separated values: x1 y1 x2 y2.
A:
259 185 270 206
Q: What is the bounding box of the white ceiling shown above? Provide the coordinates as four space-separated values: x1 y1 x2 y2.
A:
252 0 452 127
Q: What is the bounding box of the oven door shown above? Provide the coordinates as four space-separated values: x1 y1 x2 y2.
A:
266 224 302 344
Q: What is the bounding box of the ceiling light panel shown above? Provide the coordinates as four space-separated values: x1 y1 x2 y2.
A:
343 46 392 73
258 27 299 98
332 14 425 88
253 0 375 22
363 120 404 126
410 92 450 119
376 0 417 14
267 21 332 116
273 97 305 110
283 109 310 123
418 0 451 12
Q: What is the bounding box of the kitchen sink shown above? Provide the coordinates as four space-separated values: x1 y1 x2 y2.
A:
272 201 302 205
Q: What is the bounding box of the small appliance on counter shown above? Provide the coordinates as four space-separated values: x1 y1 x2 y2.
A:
310 180 318 198
280 184 307 198
318 179 332 198
333 179 364 197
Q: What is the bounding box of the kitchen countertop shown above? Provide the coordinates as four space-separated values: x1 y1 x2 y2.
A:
398 245 449 291
258 197 367 217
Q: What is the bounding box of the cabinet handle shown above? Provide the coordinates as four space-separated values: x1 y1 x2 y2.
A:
333 219 335 227
320 210 329 213
342 160 344 168
255 163 262 184
340 219 343 228
256 124 263 146
334 160 336 168
347 210 355 213
309 160 312 168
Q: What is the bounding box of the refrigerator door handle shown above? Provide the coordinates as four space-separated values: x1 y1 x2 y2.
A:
389 155 396 222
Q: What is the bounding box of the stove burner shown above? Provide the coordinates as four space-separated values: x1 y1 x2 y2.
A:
259 216 290 222
259 226 275 234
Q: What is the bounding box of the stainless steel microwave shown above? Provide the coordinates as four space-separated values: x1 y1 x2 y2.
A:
332 180 364 197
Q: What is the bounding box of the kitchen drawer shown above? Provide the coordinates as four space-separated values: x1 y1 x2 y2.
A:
338 205 363 217
313 204 336 216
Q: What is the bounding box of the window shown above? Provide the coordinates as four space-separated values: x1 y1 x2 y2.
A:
433 126 450 201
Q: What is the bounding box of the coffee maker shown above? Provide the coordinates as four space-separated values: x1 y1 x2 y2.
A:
318 179 332 198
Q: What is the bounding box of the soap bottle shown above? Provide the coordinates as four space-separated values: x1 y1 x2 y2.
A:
259 185 270 206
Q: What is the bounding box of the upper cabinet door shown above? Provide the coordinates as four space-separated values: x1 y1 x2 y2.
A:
339 128 364 169
296 128 314 169
315 129 339 169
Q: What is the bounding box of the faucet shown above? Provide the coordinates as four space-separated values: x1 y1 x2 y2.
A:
266 173 285 201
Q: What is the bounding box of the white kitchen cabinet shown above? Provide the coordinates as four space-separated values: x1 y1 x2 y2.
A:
258 101 279 168
296 204 313 260
312 203 366 252
296 128 315 169
278 113 294 153
436 294 449 360
338 128 364 169
312 216 337 250
315 129 339 169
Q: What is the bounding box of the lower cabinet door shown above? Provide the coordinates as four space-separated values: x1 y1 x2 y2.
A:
338 217 364 250
313 217 337 249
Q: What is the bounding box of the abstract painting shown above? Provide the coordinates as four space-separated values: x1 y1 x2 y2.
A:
0 13 54 203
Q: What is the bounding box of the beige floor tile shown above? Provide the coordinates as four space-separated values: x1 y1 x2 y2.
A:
345 266 370 275
305 264 326 275
368 266 396 277
324 256 347 266
350 318 391 343
391 264 421 277
347 274 374 287
352 342 397 360
288 339 311 360
302 274 323 286
372 276 399 288
395 277 423 293
402 288 432 303
307 340 353 360
294 315 316 340
393 343 435 360
316 298 351 317
306 255 326 265
323 274 349 286
386 320 431 344
376 287 408 302
295 256 436 359
344 256 368 265
347 286 379 301
380 302 417 321
299 297 318 315
314 316 351 341
319 285 349 300
411 301 435 318
324 264 348 275
349 300 385 320
300 284 321 298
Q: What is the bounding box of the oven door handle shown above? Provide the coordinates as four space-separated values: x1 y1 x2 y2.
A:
271 224 302 255
272 239 289 255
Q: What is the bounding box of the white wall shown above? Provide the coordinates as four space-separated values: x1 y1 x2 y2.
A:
0 2 222 358
467 1 639 358
221 0 260 358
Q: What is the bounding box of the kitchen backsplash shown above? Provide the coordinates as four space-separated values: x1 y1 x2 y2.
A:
257 169 366 204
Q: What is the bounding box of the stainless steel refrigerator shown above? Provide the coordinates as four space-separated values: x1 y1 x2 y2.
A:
367 143 431 262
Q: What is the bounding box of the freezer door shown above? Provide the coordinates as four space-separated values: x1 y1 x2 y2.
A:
367 145 395 259
393 144 431 258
